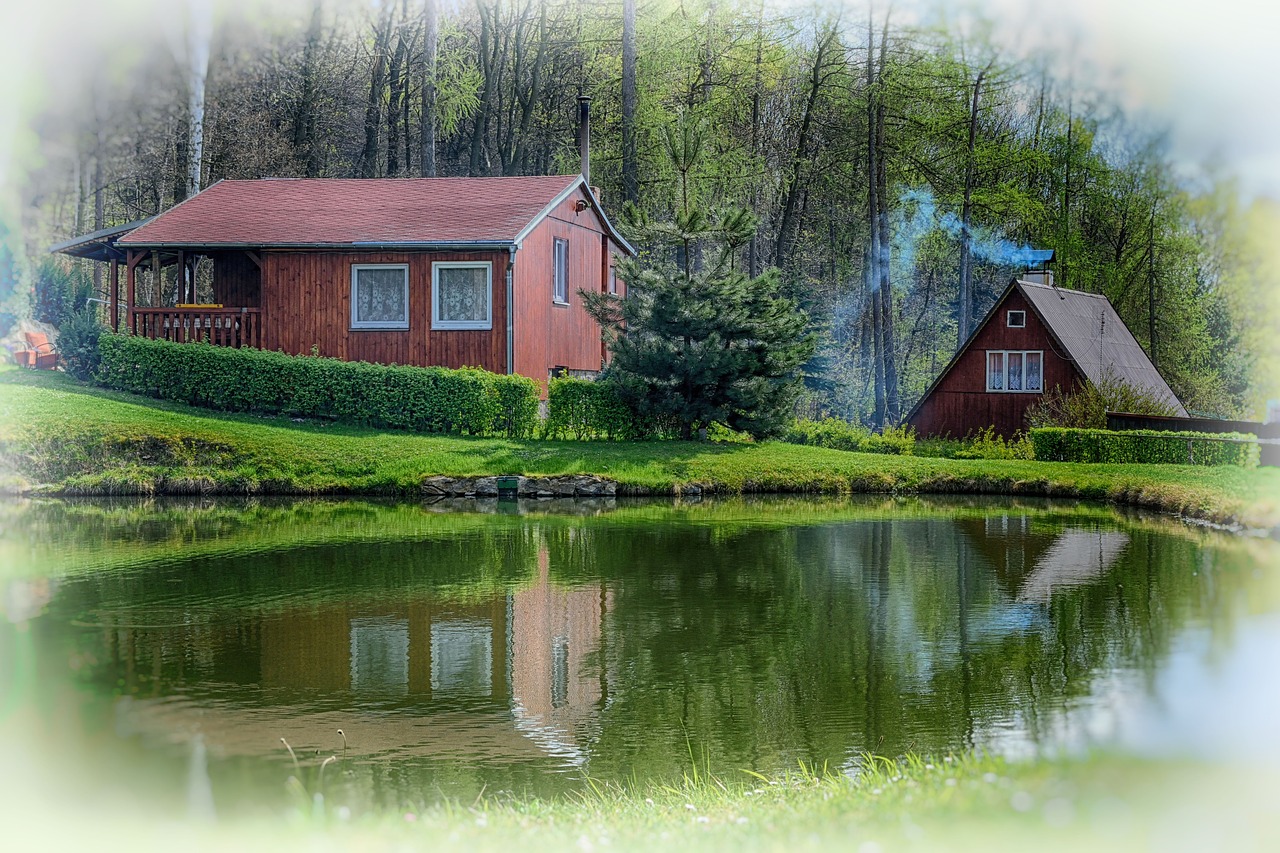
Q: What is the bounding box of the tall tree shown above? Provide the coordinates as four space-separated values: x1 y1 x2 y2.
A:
621 0 638 203
420 0 439 176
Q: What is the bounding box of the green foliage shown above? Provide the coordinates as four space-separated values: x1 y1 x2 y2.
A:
33 258 91 327
585 113 815 441
56 308 105 381
545 377 643 440
1029 427 1259 467
783 418 916 456
950 427 1035 460
1025 375 1181 430
95 335 538 437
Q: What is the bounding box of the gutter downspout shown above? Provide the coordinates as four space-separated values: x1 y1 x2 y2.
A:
506 246 516 375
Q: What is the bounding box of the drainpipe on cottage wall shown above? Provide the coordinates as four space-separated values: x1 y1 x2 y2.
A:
506 246 515 375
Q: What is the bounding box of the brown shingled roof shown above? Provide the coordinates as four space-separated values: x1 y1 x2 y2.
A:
117 175 633 251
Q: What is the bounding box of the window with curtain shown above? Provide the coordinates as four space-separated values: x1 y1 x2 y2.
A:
986 350 1043 392
554 238 568 303
351 265 409 329
432 262 492 330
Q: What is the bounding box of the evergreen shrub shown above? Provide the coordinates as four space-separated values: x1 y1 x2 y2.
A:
96 334 539 437
58 308 105 381
1029 427 1259 467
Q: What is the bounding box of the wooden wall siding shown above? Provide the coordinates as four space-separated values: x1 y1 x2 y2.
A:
260 250 507 373
908 288 1083 438
211 251 261 307
513 187 619 388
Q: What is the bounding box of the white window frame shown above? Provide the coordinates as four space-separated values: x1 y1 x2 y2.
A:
986 350 1043 393
432 261 493 331
1007 310 1026 328
553 238 569 304
350 264 410 330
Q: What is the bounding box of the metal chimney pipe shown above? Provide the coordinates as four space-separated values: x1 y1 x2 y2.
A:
577 95 591 185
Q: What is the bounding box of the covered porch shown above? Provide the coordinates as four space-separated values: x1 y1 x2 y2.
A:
50 226 264 349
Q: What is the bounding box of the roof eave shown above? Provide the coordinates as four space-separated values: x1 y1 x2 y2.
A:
511 175 637 256
115 240 518 251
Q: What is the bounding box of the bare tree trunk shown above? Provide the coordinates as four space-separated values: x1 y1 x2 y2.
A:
957 65 986 349
621 0 637 203
775 26 834 270
866 12 885 428
387 9 407 176
469 1 497 176
293 1 324 177
361 7 394 178
421 0 439 176
875 16 898 423
185 0 212 198
93 125 103 299
747 4 763 277
1148 207 1158 367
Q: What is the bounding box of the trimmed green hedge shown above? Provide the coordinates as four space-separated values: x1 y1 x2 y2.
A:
544 377 640 440
97 334 539 437
1029 427 1259 467
782 418 916 456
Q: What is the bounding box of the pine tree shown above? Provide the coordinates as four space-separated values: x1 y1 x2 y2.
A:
584 115 815 440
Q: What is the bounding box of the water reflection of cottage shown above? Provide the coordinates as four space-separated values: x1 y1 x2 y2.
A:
101 544 610 769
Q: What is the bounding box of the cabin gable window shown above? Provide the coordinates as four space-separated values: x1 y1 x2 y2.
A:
1007 310 1026 328
351 264 410 330
432 261 493 330
986 350 1043 393
553 238 569 304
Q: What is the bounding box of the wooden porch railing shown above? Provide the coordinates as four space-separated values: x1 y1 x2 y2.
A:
130 307 263 349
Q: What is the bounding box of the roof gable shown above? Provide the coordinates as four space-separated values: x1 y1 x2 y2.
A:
117 175 634 253
1016 280 1186 416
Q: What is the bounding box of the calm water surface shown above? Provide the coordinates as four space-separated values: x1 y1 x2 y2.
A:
1 496 1277 817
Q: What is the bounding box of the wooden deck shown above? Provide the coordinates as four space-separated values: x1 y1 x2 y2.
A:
130 307 263 349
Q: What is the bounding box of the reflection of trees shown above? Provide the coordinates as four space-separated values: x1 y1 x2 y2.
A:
15 498 1271 798
578 515 1258 779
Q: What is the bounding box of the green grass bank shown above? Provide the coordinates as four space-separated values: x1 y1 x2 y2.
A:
2 367 1277 532
6 748 1276 852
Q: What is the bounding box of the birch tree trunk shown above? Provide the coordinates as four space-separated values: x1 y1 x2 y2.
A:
185 0 212 199
957 66 986 349
621 0 637 203
421 0 439 176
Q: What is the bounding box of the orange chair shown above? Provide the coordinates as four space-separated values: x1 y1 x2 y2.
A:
22 332 58 369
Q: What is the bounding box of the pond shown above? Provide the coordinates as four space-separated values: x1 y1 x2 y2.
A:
1 495 1277 819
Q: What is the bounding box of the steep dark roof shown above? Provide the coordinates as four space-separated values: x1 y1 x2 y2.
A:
116 175 634 254
1017 280 1187 416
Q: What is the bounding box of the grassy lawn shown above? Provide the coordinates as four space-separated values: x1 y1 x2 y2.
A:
2 366 1277 530
6 747 1276 852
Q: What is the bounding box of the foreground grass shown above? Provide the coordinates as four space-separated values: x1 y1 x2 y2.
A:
2 367 1277 531
7 748 1277 852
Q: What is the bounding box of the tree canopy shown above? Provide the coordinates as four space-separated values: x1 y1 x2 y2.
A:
12 0 1274 421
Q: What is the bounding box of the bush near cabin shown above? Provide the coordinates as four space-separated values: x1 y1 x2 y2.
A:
96 334 539 438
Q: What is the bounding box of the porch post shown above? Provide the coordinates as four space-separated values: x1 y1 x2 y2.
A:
110 258 120 331
152 251 161 306
126 251 140 332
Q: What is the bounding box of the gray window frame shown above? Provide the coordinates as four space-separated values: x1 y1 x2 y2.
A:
553 238 569 304
432 260 493 331
350 263 410 330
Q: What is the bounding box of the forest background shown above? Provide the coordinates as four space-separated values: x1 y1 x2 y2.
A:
1 0 1277 428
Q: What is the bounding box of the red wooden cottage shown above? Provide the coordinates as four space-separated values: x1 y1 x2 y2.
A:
56 174 633 390
905 273 1187 438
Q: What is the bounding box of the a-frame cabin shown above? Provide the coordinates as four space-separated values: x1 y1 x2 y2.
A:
905 273 1186 438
